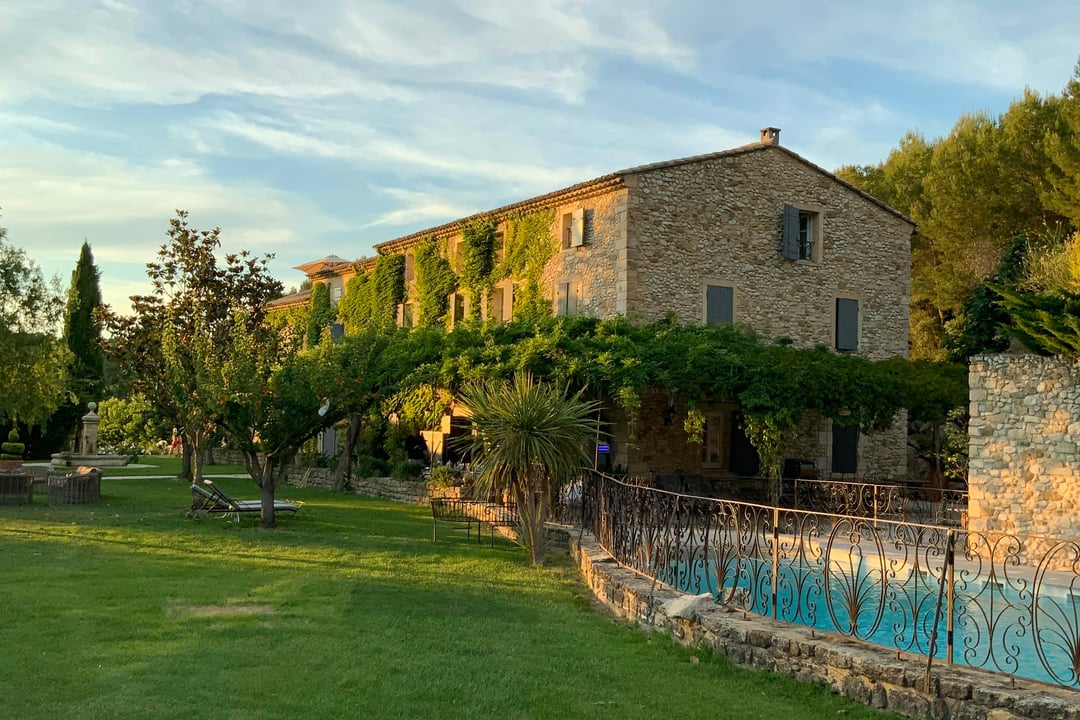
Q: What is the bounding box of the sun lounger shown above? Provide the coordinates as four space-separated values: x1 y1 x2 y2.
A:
187 480 300 521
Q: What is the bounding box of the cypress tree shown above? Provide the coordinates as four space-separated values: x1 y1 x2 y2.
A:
64 242 105 396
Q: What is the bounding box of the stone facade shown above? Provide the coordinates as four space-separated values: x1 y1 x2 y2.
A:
572 534 1080 720
294 133 914 482
968 354 1080 554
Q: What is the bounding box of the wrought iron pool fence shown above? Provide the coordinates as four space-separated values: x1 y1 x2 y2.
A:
577 471 1080 690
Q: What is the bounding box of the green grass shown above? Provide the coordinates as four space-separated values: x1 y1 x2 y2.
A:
0 475 898 720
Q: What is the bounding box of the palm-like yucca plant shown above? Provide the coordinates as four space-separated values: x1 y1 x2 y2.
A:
459 372 599 565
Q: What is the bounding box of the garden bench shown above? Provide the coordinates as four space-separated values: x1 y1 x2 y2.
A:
430 498 518 545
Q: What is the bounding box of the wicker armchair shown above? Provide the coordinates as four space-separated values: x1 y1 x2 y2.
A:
0 470 32 505
48 466 102 505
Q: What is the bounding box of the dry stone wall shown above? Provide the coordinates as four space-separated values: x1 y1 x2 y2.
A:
572 534 1080 720
968 354 1080 552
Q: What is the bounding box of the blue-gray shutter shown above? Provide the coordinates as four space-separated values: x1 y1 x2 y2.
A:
835 298 859 351
706 285 733 325
832 424 858 474
782 204 800 259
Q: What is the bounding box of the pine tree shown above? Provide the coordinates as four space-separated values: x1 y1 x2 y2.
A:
1044 59 1080 225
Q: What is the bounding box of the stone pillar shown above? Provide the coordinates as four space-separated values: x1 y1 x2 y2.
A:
80 402 100 456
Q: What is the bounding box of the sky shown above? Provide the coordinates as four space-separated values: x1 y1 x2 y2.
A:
3 0 1079 313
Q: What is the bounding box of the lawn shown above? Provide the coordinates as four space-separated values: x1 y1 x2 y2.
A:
0 475 899 720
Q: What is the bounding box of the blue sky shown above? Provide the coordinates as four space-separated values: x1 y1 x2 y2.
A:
3 0 1079 312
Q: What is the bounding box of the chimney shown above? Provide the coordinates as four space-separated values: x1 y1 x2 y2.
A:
759 127 781 145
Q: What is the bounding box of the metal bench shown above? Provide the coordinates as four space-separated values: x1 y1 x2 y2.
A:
430 498 518 545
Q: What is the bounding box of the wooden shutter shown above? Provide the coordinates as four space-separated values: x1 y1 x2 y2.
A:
835 298 859 351
782 204 800 259
569 281 581 314
705 285 733 325
556 282 569 316
570 208 585 247
832 423 858 474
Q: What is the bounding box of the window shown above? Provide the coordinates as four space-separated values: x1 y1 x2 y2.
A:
798 212 813 260
560 208 584 250
330 280 344 306
449 292 467 327
488 283 512 323
555 280 581 316
832 423 858 474
835 298 859 351
404 252 415 284
782 204 822 261
493 231 505 266
704 284 733 325
396 302 415 328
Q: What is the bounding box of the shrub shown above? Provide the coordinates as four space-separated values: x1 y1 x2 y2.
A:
355 455 392 478
1 428 25 461
426 464 464 489
392 459 425 481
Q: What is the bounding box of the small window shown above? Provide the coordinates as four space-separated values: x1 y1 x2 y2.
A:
782 204 822 261
560 208 584 250
705 285 733 325
397 302 415 328
835 298 859 351
555 280 581 316
798 212 814 260
832 423 858 474
404 253 415 284
449 292 466 327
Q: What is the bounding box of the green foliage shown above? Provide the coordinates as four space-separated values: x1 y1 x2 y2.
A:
97 395 168 453
266 302 310 350
392 458 425 481
413 238 458 327
500 210 556 321
0 224 72 427
62 242 105 399
1 428 24 460
354 455 391 478
458 372 600 564
338 256 406 334
101 210 283 488
838 80 1073 360
459 219 498 319
944 235 1031 361
307 282 334 347
1044 59 1080 225
426 463 464 489
997 286 1080 357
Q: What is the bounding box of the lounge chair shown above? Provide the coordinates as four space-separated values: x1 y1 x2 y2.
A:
187 480 300 521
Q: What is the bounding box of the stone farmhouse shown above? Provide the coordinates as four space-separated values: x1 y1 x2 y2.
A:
282 128 915 483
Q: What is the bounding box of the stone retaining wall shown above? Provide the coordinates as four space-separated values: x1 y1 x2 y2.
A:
968 354 1080 562
571 534 1080 720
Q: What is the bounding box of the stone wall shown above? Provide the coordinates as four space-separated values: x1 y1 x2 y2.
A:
968 354 1080 551
541 190 630 317
572 534 1080 720
623 147 912 361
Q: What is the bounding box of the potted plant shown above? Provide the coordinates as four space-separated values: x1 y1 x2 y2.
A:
1 428 25 471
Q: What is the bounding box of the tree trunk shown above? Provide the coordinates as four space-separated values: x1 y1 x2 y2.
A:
516 488 546 565
179 437 192 481
259 455 276 529
330 414 362 492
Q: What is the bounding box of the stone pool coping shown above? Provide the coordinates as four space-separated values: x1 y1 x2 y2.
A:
570 534 1080 720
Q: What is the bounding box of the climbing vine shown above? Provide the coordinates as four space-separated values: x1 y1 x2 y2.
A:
414 237 458 328
500 209 556 321
306 282 334 347
459 218 497 319
338 255 406 334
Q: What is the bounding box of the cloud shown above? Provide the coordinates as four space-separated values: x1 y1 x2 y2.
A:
0 136 347 313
